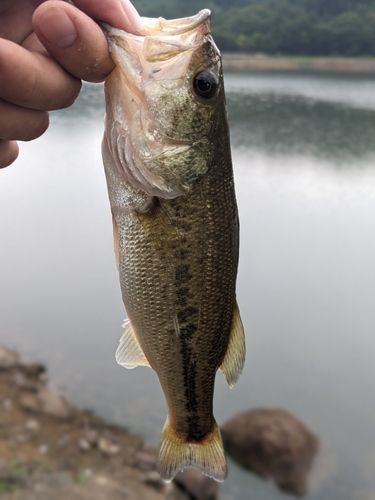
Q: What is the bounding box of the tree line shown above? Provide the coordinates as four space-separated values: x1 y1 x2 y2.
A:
132 0 375 56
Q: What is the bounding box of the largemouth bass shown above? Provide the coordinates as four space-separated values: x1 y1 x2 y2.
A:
101 9 245 482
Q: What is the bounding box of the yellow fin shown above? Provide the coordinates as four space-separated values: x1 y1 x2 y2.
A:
219 302 246 388
115 318 151 369
157 417 227 483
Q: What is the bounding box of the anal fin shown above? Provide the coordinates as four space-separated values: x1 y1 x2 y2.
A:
219 301 246 388
115 318 151 369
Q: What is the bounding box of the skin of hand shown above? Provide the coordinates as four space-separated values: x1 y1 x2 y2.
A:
0 0 144 169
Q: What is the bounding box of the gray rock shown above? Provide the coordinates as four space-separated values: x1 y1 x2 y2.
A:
0 346 18 369
165 483 190 500
57 433 71 448
92 474 129 496
173 469 219 500
15 434 29 443
142 441 159 456
19 363 46 378
84 429 99 445
3 399 12 411
142 470 164 490
19 393 40 412
23 470 74 497
39 444 49 455
78 437 91 452
38 386 71 419
25 419 41 433
13 371 40 391
38 372 48 384
20 387 71 419
221 408 319 497
98 437 121 456
135 451 157 471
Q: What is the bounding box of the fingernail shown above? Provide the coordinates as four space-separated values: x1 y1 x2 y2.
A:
120 0 145 35
38 8 78 48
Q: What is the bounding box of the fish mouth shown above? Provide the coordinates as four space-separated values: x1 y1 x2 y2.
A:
100 10 212 67
141 9 211 36
100 9 211 39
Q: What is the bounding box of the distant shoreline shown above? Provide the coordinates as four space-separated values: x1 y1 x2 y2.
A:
222 54 375 74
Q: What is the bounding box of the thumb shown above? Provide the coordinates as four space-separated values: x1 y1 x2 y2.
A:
33 2 115 83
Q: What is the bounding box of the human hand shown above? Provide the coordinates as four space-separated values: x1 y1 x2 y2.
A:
0 0 144 169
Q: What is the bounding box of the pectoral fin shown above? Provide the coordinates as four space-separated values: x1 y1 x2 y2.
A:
219 302 246 388
115 318 151 369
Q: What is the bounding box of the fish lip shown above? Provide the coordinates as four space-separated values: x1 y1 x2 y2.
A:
143 9 211 36
100 9 211 38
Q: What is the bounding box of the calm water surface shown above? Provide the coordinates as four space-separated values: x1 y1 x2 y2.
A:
1 72 375 499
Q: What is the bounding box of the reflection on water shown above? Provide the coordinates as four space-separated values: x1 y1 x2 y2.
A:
1 73 375 499
226 73 375 161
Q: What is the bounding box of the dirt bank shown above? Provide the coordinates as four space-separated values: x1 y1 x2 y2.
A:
0 347 172 500
222 54 375 74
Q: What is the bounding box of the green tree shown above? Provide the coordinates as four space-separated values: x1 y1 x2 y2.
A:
131 0 375 56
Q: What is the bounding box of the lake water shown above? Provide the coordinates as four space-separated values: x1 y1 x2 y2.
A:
1 71 375 500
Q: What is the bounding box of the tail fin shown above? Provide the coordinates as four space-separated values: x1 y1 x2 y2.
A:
157 417 227 483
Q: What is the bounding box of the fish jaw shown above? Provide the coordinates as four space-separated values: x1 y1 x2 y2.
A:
101 10 222 199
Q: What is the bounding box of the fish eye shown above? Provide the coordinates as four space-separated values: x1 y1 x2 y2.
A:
193 71 219 100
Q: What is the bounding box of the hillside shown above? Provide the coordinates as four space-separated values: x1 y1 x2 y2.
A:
132 0 375 56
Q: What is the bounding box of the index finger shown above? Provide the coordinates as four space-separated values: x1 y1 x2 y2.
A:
0 38 81 111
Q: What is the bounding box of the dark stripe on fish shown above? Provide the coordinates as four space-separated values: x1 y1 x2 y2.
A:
174 259 204 440
180 323 208 442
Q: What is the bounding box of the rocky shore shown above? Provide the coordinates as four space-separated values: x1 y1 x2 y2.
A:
0 346 320 499
0 346 207 500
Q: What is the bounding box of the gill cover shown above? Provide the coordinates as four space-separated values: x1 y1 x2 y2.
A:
101 10 222 199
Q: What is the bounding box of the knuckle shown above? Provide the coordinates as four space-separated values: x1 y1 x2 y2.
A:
21 53 82 111
59 79 82 109
23 112 50 141
22 71 39 106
